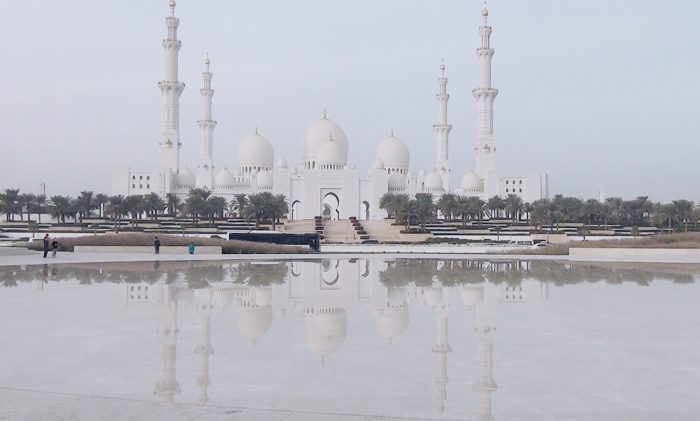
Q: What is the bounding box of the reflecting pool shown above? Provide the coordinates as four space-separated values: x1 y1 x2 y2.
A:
0 259 699 420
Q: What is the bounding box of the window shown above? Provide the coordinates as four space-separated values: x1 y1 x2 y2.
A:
131 184 135 188
506 180 509 185
519 189 522 193
132 176 135 180
147 176 150 180
139 185 143 189
519 180 522 184
147 184 150 189
506 188 509 193
139 176 143 180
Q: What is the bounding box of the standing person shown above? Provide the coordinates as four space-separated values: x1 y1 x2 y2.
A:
51 239 59 258
42 234 50 258
154 236 161 254
188 242 195 255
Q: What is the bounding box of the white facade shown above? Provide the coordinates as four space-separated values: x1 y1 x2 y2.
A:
113 1 548 219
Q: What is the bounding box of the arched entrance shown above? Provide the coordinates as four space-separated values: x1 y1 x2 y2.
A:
322 192 340 220
363 201 370 221
291 200 302 221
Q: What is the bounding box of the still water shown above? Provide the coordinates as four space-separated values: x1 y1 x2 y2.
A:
0 259 698 420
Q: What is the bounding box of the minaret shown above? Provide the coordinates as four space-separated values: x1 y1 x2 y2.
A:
432 291 451 413
158 0 186 172
434 60 452 192
196 54 217 189
154 282 181 402
473 1 499 179
473 295 497 421
194 289 214 404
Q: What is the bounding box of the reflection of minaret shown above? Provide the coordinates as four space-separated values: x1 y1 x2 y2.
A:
154 282 181 402
432 289 451 413
474 293 497 421
194 289 214 404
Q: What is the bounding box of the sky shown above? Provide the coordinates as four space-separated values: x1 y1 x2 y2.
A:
0 0 698 202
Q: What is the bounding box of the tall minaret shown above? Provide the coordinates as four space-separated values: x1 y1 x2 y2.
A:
158 0 186 172
434 60 452 192
196 54 217 189
473 1 499 179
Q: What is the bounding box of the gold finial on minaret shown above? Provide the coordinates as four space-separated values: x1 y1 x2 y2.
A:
169 0 176 16
482 1 489 25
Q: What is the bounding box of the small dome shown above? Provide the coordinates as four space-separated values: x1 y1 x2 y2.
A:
302 308 347 359
376 132 409 171
373 158 385 170
316 137 346 168
176 168 196 188
276 157 289 169
257 170 273 189
461 171 484 192
302 113 348 163
388 173 406 192
424 172 444 192
238 133 274 170
215 167 235 188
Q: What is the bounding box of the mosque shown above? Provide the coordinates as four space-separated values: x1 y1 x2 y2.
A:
112 1 549 221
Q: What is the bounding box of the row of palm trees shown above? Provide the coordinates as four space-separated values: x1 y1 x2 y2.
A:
380 192 699 232
0 188 289 230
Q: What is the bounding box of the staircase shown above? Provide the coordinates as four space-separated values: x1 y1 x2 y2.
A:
363 220 402 242
283 219 316 234
322 220 357 243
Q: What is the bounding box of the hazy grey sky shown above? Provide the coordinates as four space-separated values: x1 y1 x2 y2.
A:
1 0 698 202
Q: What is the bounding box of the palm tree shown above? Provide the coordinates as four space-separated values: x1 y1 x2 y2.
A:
230 194 248 219
605 197 623 225
75 191 96 223
94 193 109 218
144 193 166 220
165 193 181 216
486 196 504 219
414 193 435 232
436 193 458 221
49 195 73 224
184 188 211 222
530 199 551 232
672 200 695 232
246 192 269 229
17 193 39 221
0 189 21 221
468 197 486 225
107 195 127 232
504 194 524 223
270 194 289 230
205 196 228 223
456 196 471 228
123 195 145 226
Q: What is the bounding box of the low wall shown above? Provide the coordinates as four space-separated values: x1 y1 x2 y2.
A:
569 247 700 263
73 246 222 255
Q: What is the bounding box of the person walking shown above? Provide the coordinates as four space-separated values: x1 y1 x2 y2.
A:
154 236 161 254
51 239 59 258
42 234 50 258
188 242 196 255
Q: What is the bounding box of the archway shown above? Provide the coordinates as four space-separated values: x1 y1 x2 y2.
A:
322 192 340 221
291 200 302 221
362 201 370 221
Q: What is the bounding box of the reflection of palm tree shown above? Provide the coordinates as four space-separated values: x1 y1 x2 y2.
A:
231 262 289 286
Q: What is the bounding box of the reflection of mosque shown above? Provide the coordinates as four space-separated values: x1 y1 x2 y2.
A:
125 259 549 418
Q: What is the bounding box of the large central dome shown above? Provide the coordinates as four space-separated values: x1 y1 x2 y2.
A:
302 111 348 166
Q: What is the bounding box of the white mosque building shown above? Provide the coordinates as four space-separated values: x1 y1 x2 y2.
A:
112 1 548 221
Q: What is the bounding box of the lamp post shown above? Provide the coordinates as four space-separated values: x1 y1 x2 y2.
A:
39 182 46 224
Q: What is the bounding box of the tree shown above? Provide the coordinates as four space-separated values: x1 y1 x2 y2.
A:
672 200 695 232
269 194 289 230
414 193 435 232
205 196 228 223
530 199 551 231
17 193 39 221
230 194 248 219
49 195 73 224
94 193 109 218
0 189 21 221
165 193 181 216
605 197 623 225
123 195 145 226
76 191 96 222
144 193 166 220
436 193 458 221
184 188 211 222
379 193 410 225
486 196 505 219
504 194 524 223
246 192 269 229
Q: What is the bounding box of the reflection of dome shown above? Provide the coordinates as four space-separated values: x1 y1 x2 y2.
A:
422 286 443 307
213 284 235 308
424 172 444 192
316 137 346 169
375 306 409 340
238 133 274 171
461 286 485 309
302 308 347 361
461 171 483 192
236 304 273 342
388 173 406 192
302 113 348 164
176 168 196 188
175 285 194 305
214 167 235 188
253 286 272 307
257 170 273 190
376 133 409 174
